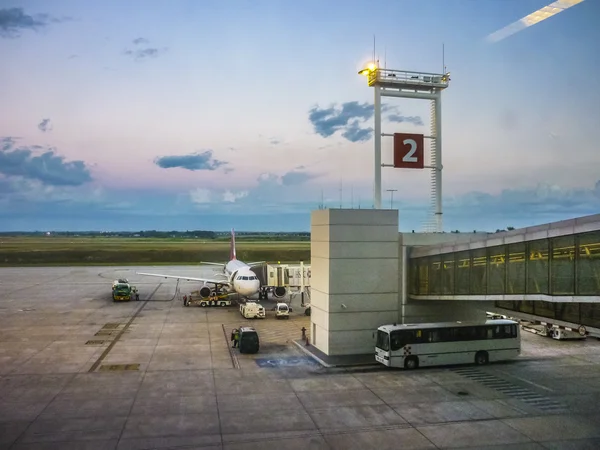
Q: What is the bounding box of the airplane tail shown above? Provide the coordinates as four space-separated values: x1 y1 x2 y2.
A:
230 228 237 260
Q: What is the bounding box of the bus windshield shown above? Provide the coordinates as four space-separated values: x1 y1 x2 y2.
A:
376 330 389 351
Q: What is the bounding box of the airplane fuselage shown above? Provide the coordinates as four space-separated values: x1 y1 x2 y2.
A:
224 259 260 297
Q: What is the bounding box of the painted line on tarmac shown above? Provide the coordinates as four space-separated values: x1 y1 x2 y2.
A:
88 283 162 373
222 324 240 369
492 367 555 393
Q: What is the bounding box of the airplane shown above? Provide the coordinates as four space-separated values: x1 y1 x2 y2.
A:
136 229 266 299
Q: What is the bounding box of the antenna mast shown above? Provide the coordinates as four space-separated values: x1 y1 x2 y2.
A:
373 35 375 62
442 43 446 73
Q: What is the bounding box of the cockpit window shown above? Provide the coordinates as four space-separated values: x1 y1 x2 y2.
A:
237 275 258 281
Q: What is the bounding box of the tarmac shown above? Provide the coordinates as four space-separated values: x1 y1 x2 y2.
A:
1 265 600 449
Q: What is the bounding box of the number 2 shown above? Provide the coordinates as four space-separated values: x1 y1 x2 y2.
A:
402 139 417 162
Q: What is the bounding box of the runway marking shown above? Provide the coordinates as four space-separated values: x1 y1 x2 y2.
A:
87 283 162 373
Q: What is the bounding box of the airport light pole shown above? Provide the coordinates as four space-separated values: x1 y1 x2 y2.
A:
386 189 398 209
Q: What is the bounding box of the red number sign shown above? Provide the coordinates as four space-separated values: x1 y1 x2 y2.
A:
393 133 424 169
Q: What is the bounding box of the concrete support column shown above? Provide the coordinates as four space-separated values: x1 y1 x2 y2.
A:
310 209 399 356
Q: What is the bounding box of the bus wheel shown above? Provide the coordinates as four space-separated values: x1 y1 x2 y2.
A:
475 351 489 365
404 356 419 370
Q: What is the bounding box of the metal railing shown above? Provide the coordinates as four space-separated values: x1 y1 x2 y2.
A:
369 68 450 88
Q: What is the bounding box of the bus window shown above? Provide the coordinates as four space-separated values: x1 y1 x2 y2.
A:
426 329 441 343
492 325 516 339
390 330 414 350
455 327 471 341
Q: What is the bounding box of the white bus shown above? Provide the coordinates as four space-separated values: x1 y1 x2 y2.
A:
375 319 521 370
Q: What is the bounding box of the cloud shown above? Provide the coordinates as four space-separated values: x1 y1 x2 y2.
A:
37 118 52 132
309 101 424 143
124 38 166 60
154 150 228 171
223 190 248 202
189 188 211 204
258 169 321 187
0 7 69 38
341 121 373 142
387 114 424 126
0 137 92 186
442 181 600 231
257 172 280 184
308 101 373 139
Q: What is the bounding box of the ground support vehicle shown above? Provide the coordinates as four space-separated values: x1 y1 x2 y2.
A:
184 291 232 307
240 301 266 319
375 319 521 370
303 303 311 316
112 279 134 301
238 327 260 354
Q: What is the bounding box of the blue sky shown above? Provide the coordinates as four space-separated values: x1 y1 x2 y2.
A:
1 0 599 232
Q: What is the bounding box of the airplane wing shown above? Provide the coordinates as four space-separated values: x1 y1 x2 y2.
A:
136 272 231 286
246 261 266 266
199 262 225 266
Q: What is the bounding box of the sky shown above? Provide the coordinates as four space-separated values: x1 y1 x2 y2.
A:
1 0 599 233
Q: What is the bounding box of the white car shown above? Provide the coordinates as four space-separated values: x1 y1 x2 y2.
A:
275 302 290 319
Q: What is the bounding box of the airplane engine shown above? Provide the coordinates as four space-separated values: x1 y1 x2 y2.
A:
199 286 212 298
273 286 287 298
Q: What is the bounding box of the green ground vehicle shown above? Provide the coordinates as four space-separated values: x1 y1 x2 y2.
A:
238 327 260 354
112 278 134 301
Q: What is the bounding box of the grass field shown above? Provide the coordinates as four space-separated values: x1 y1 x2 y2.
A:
0 236 311 266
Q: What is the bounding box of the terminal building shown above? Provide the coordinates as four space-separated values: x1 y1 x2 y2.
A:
309 209 600 357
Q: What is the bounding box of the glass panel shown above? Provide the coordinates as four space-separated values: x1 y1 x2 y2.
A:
551 236 575 295
429 255 442 295
507 243 526 294
520 300 534 314
488 246 506 294
418 257 429 295
577 231 600 295
535 301 555 320
455 251 470 295
555 303 580 324
581 303 600 329
409 259 419 295
442 254 455 295
527 239 549 294
376 330 389 351
470 248 487 295
390 330 415 350
496 300 515 311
